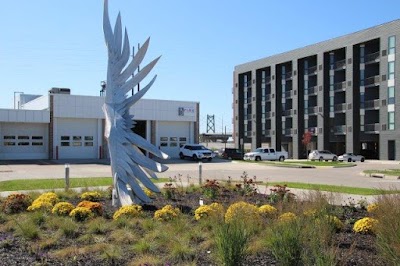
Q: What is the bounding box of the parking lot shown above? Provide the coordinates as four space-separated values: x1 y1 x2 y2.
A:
1 158 399 190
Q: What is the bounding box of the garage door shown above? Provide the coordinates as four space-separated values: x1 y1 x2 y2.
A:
0 122 48 160
157 122 191 158
57 118 98 159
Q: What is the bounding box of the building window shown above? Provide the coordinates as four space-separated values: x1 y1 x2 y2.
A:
169 137 177 141
4 136 15 140
4 142 15 146
170 142 177 147
32 142 43 146
389 36 396 55
388 86 395 104
85 136 93 141
61 136 70 141
388 61 395 80
388 112 395 130
73 136 82 141
160 142 167 147
179 137 186 141
18 142 29 146
160 137 168 142
73 142 82 147
84 142 93 146
61 142 70 146
18 136 29 140
32 136 43 140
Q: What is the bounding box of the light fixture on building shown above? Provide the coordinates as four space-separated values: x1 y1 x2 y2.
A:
100 81 106 96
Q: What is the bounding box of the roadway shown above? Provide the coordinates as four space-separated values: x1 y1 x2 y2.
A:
0 158 399 190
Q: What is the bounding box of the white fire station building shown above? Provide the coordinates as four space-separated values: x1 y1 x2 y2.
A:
0 88 199 160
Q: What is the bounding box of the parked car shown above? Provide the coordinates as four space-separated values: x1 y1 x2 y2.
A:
308 150 338 161
221 148 243 160
243 148 288 161
179 144 215 161
338 153 365 162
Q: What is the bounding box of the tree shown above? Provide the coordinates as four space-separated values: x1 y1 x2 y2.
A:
302 131 312 159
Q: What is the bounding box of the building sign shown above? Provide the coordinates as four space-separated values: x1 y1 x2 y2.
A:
178 107 195 117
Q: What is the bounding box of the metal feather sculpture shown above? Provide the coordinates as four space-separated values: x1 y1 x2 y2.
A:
102 0 169 206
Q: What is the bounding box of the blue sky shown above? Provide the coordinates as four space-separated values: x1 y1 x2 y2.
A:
1 1 400 133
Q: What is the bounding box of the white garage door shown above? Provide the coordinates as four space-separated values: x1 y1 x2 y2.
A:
57 118 98 159
157 121 191 158
0 122 48 160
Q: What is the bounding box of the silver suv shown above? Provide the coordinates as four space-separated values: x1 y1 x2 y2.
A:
179 144 215 161
308 150 338 161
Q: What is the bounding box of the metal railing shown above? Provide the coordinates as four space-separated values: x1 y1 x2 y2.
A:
364 99 380 109
334 59 346 70
283 109 293 116
334 81 346 91
262 129 271 136
364 75 380 86
284 90 293 98
282 128 293 135
283 71 292 80
333 125 346 134
307 106 318 114
365 51 380 63
306 86 317 95
334 103 347 112
262 94 271 102
364 123 380 133
305 65 317 75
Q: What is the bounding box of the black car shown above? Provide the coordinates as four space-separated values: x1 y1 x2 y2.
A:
221 148 243 160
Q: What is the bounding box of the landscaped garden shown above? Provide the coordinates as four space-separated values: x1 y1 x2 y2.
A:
1 175 399 265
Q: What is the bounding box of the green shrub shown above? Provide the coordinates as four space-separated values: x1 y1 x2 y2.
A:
59 217 80 238
2 193 32 214
15 219 40 240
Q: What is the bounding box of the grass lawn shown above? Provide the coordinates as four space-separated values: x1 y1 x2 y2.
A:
267 182 400 195
363 169 400 176
0 177 169 192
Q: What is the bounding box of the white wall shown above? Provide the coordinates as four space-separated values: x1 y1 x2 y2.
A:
21 95 49 110
0 109 50 123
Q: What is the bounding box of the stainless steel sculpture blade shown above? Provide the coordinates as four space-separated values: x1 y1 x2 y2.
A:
102 0 169 206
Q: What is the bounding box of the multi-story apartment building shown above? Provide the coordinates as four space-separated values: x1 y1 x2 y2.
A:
233 20 400 160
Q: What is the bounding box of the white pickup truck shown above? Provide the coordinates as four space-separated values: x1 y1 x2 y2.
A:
243 148 288 161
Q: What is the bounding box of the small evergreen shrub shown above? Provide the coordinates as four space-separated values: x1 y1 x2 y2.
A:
353 217 378 234
113 205 143 220
52 202 75 216
2 193 32 214
154 205 180 221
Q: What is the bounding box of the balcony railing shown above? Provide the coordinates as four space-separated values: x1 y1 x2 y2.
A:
262 94 271 102
364 75 380 86
282 128 293 135
262 112 271 119
261 76 271 84
245 131 252 137
333 59 346 70
284 90 293 98
364 51 380 63
306 106 318 115
364 99 380 109
306 86 317 95
334 103 347 112
333 125 346 135
364 123 380 133
282 109 293 116
334 81 346 91
305 66 317 75
283 71 292 80
262 129 271 136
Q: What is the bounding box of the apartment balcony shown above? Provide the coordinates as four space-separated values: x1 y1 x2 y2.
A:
261 76 271 84
282 109 293 116
306 86 317 95
283 71 292 80
334 103 347 113
364 75 380 87
334 81 346 92
305 66 317 76
262 129 271 137
282 128 293 136
307 127 318 136
364 123 380 133
244 97 252 104
262 112 272 119
333 59 346 70
364 51 380 64
284 90 293 98
245 131 252 137
333 125 346 135
364 99 380 110
262 94 272 102
306 106 318 115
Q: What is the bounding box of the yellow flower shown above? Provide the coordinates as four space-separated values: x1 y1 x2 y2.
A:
154 205 180 221
69 207 93 222
353 217 378 234
80 191 102 202
113 205 143 220
27 192 59 212
77 201 103 216
144 188 154 198
278 212 297 223
258 204 278 218
367 203 379 213
194 203 224 221
225 201 259 223
52 202 75 216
